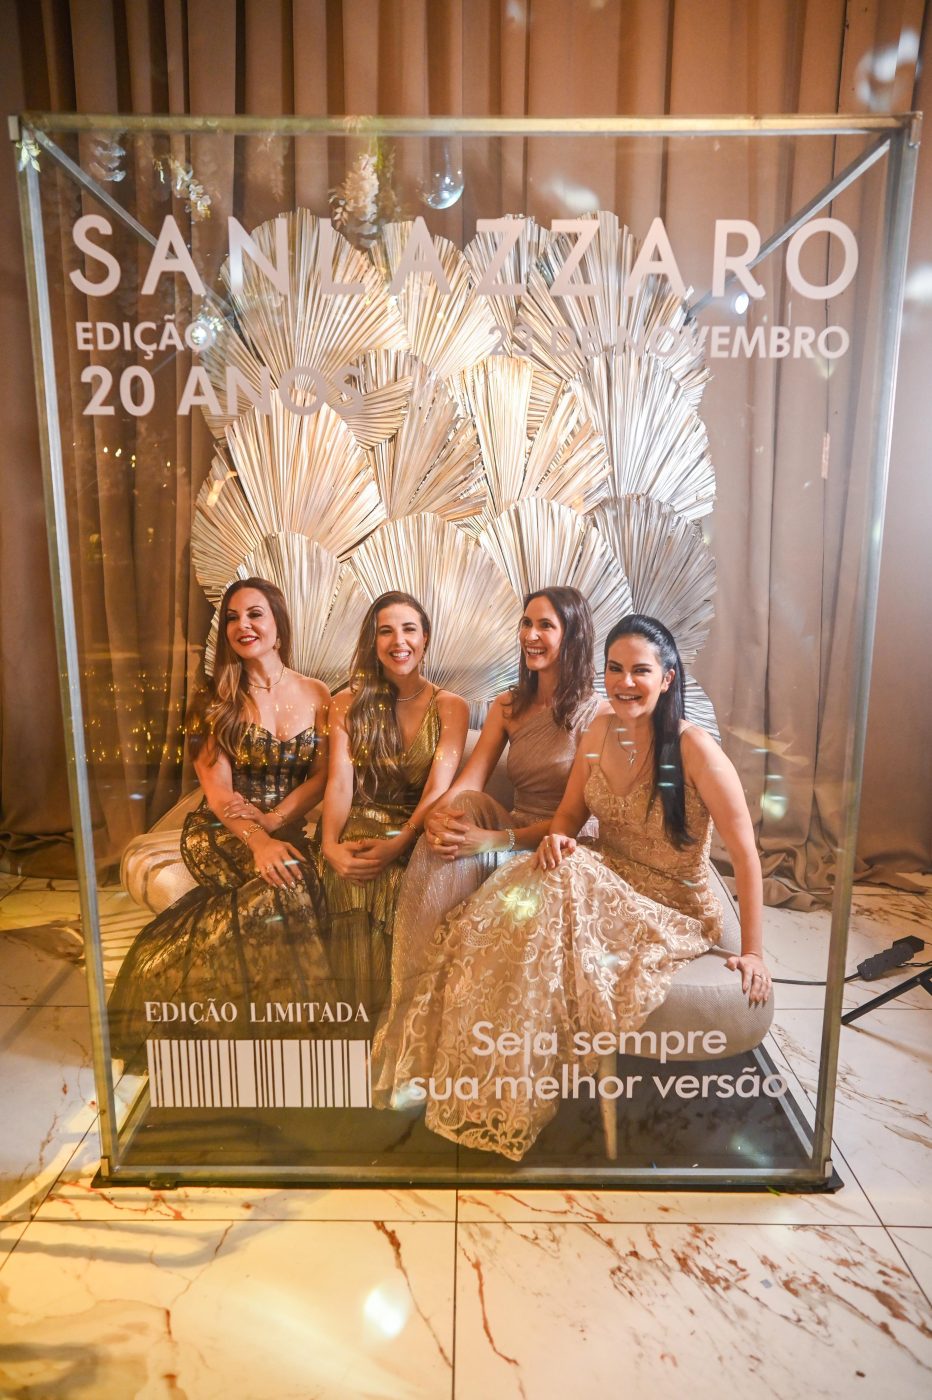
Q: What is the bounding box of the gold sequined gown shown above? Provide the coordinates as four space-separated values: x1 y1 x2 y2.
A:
109 723 335 1064
373 698 599 1097
316 694 441 1019
376 762 724 1161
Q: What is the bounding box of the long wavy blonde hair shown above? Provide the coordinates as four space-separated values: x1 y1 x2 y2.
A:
187 578 293 764
347 591 431 802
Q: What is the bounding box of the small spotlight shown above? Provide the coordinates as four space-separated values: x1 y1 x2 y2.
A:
734 292 750 315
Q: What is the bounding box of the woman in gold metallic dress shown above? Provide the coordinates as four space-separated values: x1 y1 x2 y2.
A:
375 614 771 1161
317 591 468 1018
109 578 335 1064
372 587 609 1096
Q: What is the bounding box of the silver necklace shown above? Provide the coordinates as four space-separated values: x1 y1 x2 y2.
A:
249 663 286 692
395 680 429 704
616 729 640 768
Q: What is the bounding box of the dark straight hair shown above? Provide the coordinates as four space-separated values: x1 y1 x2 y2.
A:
508 586 596 730
603 613 694 848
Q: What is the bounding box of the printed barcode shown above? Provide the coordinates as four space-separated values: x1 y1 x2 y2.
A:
145 1037 372 1109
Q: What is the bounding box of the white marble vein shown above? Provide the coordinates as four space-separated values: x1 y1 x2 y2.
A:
0 1218 455 1399
771 1009 932 1227
454 1222 932 1399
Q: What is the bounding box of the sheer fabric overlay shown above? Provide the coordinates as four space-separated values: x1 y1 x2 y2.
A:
374 761 724 1161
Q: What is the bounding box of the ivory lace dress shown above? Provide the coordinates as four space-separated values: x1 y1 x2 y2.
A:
316 694 441 1019
372 698 599 1096
375 755 724 1161
109 721 335 1066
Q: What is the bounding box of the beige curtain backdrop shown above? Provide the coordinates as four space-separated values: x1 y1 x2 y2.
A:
1 0 929 887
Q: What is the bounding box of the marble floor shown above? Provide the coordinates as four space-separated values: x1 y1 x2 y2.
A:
0 873 929 1398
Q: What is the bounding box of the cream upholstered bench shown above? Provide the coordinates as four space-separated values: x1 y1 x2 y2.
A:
121 734 773 1076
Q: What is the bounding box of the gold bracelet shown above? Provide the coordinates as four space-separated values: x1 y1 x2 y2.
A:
267 809 285 831
239 820 263 846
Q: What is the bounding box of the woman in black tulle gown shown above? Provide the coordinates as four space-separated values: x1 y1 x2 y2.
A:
109 578 337 1065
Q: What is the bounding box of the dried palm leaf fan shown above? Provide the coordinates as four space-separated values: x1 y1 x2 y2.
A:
518 211 708 407
589 495 716 663
349 514 522 706
203 532 368 691
462 216 549 352
334 359 412 449
369 222 499 380
580 349 714 520
683 676 720 742
192 458 268 603
476 499 633 659
191 396 384 600
358 351 486 523
197 210 409 437
460 357 610 532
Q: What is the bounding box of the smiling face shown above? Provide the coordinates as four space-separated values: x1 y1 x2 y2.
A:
518 595 565 675
375 603 428 682
604 633 674 721
224 586 279 664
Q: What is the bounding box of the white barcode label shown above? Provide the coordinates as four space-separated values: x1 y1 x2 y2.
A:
145 1038 372 1109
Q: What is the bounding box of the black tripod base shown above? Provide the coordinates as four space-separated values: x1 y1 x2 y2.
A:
841 966 932 1026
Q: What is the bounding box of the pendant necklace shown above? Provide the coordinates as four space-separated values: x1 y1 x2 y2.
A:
249 663 286 692
616 728 639 768
396 679 429 704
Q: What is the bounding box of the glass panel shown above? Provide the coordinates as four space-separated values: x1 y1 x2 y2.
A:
16 116 915 1186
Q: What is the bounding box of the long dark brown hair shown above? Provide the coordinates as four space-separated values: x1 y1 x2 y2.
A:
187 577 292 764
604 613 693 849
506 586 596 730
347 591 431 802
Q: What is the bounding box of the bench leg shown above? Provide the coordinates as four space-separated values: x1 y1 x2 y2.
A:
599 1052 618 1161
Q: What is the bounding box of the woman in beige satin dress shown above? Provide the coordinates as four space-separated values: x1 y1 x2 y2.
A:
372 586 609 1094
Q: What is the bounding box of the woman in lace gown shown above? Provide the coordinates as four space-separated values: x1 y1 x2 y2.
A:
377 614 771 1160
372 587 608 1096
317 592 468 1019
109 579 335 1065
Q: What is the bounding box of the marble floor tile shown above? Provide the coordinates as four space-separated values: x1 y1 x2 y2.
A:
764 886 932 1012
39 1126 457 1224
771 1009 932 1227
0 874 26 901
454 1222 932 1399
890 1229 932 1306
0 1221 28 1274
0 887 82 933
0 1218 454 1400
0 925 88 1007
0 1005 97 1222
458 1165 879 1228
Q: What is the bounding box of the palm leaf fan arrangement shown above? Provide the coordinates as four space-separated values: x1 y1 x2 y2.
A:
581 349 714 520
225 396 384 557
369 222 499 380
191 396 384 602
350 514 522 705
476 499 633 659
518 210 708 407
202 532 369 691
683 676 720 742
462 216 549 353
460 356 610 529
197 210 409 438
359 351 486 522
589 495 716 663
